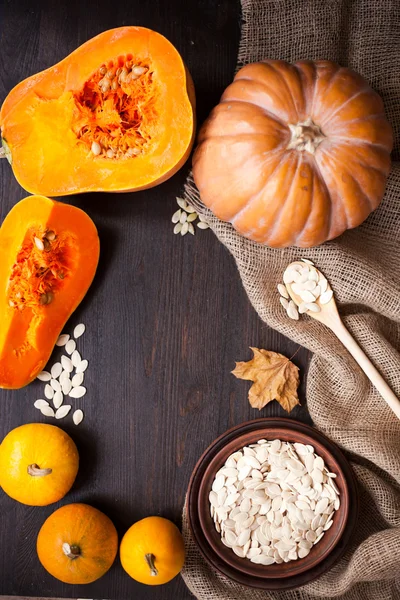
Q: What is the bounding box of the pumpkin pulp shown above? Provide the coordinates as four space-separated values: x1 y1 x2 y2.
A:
0 27 195 195
0 196 99 389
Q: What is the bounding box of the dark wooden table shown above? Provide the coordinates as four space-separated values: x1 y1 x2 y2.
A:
0 1 311 598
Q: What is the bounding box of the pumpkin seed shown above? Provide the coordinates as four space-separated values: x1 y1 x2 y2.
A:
56 334 70 346
287 300 299 320
69 386 86 399
40 406 55 417
187 212 197 222
34 399 49 409
44 384 54 400
278 284 289 299
72 372 84 387
55 405 71 419
53 391 63 409
71 350 81 368
197 221 209 229
37 371 51 382
62 378 72 396
73 323 85 339
76 359 88 373
172 209 182 223
180 222 189 236
50 379 61 393
91 141 101 156
34 237 44 251
65 339 76 355
188 223 195 235
320 289 333 304
180 211 187 224
61 355 73 373
173 222 182 234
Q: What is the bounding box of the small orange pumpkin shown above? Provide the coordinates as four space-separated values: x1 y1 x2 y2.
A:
37 503 118 584
193 60 393 247
120 516 185 585
0 423 79 506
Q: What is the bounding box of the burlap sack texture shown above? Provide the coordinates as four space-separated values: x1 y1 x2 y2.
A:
180 1 400 598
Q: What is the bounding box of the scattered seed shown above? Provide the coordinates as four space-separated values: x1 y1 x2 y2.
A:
74 324 85 339
56 334 69 347
65 339 76 355
280 297 289 310
287 300 299 320
181 222 189 236
55 405 71 419
71 372 84 387
34 399 49 409
61 355 74 373
278 284 289 299
51 362 62 379
40 406 55 418
180 211 188 224
69 386 86 399
174 222 182 234
34 237 44 251
71 350 82 368
187 213 197 222
53 391 63 409
73 409 84 425
197 221 209 229
62 378 72 396
37 371 51 382
44 384 54 400
172 209 182 223
50 379 62 393
188 223 195 235
177 199 188 210
305 302 321 313
76 360 88 373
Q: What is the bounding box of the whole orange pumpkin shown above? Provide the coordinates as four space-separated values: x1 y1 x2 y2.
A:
37 503 118 584
0 423 79 506
193 60 393 247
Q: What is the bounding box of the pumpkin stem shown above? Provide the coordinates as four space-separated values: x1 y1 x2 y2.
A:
27 463 52 477
145 553 158 577
62 542 81 560
287 118 325 154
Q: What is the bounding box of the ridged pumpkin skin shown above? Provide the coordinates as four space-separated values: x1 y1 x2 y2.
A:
0 423 79 506
120 516 185 585
37 503 118 584
0 27 195 195
193 60 393 247
0 195 99 389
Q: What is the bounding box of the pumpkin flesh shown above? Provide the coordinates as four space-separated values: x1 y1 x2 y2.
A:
0 27 195 195
0 195 99 389
193 60 393 248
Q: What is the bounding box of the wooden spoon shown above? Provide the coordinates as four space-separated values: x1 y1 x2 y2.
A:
285 261 400 420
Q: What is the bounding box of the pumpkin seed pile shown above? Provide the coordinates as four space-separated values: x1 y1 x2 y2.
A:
35 323 87 425
172 199 209 236
278 259 333 320
209 439 340 565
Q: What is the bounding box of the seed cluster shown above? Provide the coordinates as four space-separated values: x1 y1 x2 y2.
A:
35 324 87 425
278 259 333 320
210 439 340 565
172 199 209 236
8 230 68 310
73 55 156 160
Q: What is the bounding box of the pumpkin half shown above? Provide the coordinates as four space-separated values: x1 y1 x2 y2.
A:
0 195 99 389
0 27 195 195
193 60 393 247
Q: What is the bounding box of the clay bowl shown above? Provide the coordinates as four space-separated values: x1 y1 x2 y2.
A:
187 418 358 590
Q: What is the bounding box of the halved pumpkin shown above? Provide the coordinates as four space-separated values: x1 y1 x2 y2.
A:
0 196 99 389
0 27 195 195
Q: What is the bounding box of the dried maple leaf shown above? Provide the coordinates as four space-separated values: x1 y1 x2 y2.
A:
232 348 300 412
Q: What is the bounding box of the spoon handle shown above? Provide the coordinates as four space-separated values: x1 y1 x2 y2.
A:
333 320 400 420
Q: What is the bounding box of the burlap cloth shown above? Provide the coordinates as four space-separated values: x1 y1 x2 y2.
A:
180 1 400 598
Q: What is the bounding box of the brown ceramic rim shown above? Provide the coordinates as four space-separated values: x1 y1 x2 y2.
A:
187 418 358 591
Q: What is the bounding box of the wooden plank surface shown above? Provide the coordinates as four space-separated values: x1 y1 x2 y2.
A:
0 0 311 598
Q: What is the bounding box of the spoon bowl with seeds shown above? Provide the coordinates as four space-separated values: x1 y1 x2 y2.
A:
282 260 400 420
